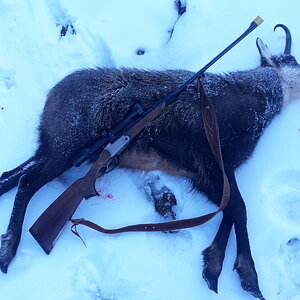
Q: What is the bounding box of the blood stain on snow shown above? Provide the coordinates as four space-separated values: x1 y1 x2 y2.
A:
97 189 114 200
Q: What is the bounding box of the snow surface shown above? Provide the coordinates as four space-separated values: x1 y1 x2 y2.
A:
0 0 300 299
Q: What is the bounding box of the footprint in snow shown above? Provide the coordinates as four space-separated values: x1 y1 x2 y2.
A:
0 70 16 108
0 70 16 90
57 16 76 38
44 2 76 38
263 170 300 224
279 238 300 294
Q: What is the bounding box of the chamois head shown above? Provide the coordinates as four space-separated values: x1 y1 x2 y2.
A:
256 24 300 106
256 24 298 67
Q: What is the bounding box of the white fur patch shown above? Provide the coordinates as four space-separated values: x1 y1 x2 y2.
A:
279 66 300 108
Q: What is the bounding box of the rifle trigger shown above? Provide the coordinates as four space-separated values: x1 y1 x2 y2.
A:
101 157 119 174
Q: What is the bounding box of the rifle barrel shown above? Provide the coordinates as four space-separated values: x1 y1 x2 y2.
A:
166 16 263 104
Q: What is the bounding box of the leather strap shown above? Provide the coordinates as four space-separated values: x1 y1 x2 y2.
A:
71 76 230 237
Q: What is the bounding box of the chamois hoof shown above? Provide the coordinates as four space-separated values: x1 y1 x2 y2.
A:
0 261 8 274
201 243 224 294
0 231 18 274
234 254 265 300
202 268 218 293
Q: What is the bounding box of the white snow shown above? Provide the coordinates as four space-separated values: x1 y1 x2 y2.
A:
1 0 300 299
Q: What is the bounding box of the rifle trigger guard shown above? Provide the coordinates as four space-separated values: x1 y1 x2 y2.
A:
101 157 119 174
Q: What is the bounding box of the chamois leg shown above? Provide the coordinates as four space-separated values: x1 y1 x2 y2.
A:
202 212 233 293
228 173 265 300
0 155 41 197
200 169 264 299
0 157 70 273
198 170 233 293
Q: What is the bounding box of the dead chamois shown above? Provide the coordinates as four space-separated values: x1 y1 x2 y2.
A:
1 24 299 300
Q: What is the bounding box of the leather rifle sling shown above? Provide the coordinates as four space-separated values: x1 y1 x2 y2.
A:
71 75 230 237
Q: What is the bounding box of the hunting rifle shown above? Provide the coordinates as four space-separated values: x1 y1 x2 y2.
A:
30 16 263 254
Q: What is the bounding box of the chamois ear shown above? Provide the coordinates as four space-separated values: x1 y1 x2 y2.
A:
256 38 275 67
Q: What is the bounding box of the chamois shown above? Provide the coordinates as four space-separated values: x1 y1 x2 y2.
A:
0 24 299 299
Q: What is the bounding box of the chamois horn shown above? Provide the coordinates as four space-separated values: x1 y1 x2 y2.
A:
274 24 292 55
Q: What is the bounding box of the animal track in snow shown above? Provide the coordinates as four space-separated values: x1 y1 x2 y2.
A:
263 170 300 224
56 15 76 38
278 238 300 297
44 1 76 38
1 75 15 90
0 70 16 110
0 70 16 90
72 258 105 299
263 170 300 297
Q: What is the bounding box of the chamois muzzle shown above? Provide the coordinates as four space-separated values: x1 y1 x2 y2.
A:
274 24 292 55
